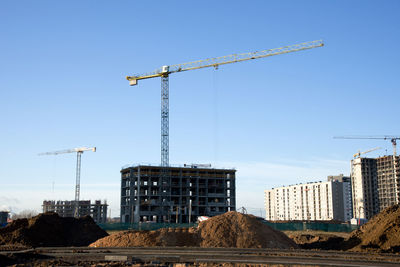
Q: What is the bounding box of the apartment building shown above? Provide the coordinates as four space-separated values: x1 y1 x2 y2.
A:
351 155 400 219
377 155 400 210
328 174 353 220
121 164 236 223
264 176 352 222
42 200 108 223
351 157 379 220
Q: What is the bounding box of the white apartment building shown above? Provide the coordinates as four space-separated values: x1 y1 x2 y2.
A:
265 176 352 222
351 157 379 220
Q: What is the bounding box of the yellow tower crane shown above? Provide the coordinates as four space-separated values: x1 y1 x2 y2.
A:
353 147 382 159
126 40 323 223
126 40 324 167
39 147 96 218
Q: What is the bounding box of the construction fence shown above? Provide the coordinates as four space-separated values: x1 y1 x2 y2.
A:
98 221 359 233
263 221 359 233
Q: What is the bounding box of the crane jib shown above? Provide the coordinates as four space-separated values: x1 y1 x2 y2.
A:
126 40 323 169
126 40 324 85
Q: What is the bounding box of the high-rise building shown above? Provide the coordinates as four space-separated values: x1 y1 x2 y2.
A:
351 155 400 219
120 164 236 223
264 176 352 222
328 174 353 220
42 200 108 223
351 157 379 220
377 155 400 210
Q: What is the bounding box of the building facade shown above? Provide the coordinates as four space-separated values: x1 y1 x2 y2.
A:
42 200 108 223
328 174 353 220
120 164 236 223
351 155 400 219
264 176 352 222
377 155 400 211
351 157 379 220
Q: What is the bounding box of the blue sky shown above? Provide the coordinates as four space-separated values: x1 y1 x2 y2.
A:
1 1 399 217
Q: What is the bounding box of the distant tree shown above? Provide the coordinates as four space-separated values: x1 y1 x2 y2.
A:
11 209 38 219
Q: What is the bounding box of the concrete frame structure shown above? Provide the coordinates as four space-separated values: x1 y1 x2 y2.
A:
351 155 400 220
120 164 236 223
264 176 352 222
42 200 108 223
377 155 400 211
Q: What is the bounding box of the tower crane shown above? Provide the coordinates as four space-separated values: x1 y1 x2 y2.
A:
353 147 382 159
39 147 96 217
126 40 324 167
335 135 400 204
334 136 400 157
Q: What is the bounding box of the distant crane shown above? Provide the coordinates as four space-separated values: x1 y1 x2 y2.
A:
353 147 382 159
335 136 400 205
127 40 324 168
39 147 96 217
334 136 400 157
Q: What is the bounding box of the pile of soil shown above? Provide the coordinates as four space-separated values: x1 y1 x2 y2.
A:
90 211 297 249
0 212 108 247
91 227 199 247
198 211 296 248
286 231 348 250
345 204 400 252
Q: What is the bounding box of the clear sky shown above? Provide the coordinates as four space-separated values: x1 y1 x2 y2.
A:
1 0 399 218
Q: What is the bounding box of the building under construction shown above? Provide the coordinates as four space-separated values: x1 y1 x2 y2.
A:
377 155 400 211
42 200 108 223
120 164 236 223
351 155 400 219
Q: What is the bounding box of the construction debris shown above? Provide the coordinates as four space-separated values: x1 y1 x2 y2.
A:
90 211 298 249
0 212 108 247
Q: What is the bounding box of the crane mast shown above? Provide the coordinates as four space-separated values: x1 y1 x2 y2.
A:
127 40 324 167
39 147 96 217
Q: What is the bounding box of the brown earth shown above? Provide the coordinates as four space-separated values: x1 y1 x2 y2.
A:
286 231 348 250
91 227 199 247
286 204 400 253
0 212 108 247
198 211 296 249
90 211 298 249
345 204 400 253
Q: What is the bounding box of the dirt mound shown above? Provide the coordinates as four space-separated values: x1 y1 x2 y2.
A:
287 232 346 250
0 212 108 247
198 211 297 248
91 211 297 249
346 204 400 252
91 227 199 247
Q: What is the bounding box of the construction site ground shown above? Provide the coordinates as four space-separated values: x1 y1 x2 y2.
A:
2 246 400 267
2 206 400 266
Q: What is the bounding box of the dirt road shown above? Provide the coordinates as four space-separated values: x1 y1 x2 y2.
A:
2 246 400 266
